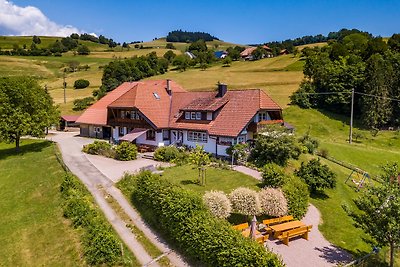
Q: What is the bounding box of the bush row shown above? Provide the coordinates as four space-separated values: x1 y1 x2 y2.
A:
82 141 137 161
60 174 124 265
121 172 283 267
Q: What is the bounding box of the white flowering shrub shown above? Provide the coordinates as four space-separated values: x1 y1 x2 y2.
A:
258 187 288 217
229 187 261 216
203 191 232 219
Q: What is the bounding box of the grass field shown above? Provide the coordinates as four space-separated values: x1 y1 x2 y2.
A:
160 165 260 194
0 140 85 266
140 38 241 52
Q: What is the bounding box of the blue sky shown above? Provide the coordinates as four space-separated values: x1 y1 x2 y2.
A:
2 0 400 44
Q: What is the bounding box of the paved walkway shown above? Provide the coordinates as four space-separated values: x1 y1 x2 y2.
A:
234 165 352 267
48 131 189 267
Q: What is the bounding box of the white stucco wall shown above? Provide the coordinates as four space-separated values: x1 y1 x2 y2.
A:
180 131 229 156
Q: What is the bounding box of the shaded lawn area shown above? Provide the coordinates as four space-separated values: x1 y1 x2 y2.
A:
0 139 85 266
160 164 260 195
311 158 372 255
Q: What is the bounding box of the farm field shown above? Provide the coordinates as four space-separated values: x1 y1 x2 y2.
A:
0 140 85 266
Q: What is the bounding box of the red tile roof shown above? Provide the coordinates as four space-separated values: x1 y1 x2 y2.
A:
61 115 80 122
77 80 282 137
76 82 138 125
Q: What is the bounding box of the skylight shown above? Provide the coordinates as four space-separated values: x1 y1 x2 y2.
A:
153 92 160 100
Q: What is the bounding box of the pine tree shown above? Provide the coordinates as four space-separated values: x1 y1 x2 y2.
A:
361 54 393 128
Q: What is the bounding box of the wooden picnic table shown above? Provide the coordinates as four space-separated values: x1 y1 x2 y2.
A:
270 220 305 238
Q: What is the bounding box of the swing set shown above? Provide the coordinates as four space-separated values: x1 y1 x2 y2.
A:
345 168 372 191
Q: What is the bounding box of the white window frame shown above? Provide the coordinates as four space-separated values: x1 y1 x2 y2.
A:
187 131 208 143
191 112 196 120
196 112 201 120
185 112 190 120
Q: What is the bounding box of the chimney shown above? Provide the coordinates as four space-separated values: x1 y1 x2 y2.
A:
166 79 172 96
217 83 227 97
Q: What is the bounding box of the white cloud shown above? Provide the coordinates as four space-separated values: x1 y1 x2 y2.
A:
0 0 81 37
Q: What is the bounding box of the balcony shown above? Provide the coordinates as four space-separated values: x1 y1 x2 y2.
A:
247 120 284 133
108 118 150 128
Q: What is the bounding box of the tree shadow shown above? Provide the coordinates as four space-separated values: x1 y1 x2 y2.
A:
310 191 329 200
0 140 51 160
314 245 353 265
180 179 198 185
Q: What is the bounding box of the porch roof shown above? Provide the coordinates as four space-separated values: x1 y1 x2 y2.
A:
119 128 148 142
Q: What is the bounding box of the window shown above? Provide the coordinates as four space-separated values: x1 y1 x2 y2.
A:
120 111 126 119
162 130 170 140
196 112 201 120
185 112 190 120
187 131 207 143
258 112 269 121
185 111 203 120
237 135 246 143
146 129 156 141
130 110 141 120
119 127 125 136
191 112 196 120
153 92 160 100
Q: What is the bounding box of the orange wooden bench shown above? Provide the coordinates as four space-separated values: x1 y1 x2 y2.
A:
278 225 312 246
232 222 249 231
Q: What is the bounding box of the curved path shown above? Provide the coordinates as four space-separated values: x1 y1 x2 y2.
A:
234 166 353 267
48 131 189 267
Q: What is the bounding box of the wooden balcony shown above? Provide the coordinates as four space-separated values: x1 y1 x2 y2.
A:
247 120 284 133
108 118 151 128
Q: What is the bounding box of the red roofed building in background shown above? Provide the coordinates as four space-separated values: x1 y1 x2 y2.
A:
76 80 283 156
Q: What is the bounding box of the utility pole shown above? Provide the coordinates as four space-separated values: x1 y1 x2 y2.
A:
349 88 354 144
63 70 67 104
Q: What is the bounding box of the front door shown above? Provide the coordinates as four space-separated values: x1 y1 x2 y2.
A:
171 130 183 144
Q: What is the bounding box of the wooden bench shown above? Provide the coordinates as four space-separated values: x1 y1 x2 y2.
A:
256 234 269 245
262 215 294 233
278 225 312 246
232 223 249 231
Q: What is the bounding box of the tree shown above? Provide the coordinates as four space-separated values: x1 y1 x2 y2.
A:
188 145 210 185
0 77 59 151
163 50 176 62
172 55 190 71
250 126 301 167
165 43 175 49
346 163 400 267
203 191 232 219
70 33 80 39
229 187 261 216
77 44 90 55
361 54 393 129
32 35 41 44
295 158 336 194
388 33 400 52
261 163 287 188
222 56 232 66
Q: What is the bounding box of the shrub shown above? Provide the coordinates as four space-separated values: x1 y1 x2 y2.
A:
229 187 261 216
258 188 288 217
298 131 319 154
74 79 90 89
115 142 137 161
82 141 112 156
295 158 337 194
250 126 301 167
261 163 287 188
72 96 95 111
282 175 309 219
129 172 283 267
203 191 232 219
154 145 181 162
227 143 250 164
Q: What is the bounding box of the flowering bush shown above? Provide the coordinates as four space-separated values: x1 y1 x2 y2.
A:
258 188 288 217
229 187 260 215
203 191 231 219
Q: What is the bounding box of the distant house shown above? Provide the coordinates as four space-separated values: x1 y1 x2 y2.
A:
184 51 196 59
214 50 228 59
280 49 289 55
76 80 283 156
240 47 257 60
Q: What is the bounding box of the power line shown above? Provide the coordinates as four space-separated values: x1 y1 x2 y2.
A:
354 92 400 103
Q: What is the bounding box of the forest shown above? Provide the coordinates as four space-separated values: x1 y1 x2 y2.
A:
166 30 219 42
290 31 400 129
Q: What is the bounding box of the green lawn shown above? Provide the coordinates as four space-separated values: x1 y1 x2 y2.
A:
160 165 260 195
0 140 84 266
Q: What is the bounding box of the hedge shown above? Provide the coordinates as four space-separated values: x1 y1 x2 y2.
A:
60 174 125 265
126 172 283 267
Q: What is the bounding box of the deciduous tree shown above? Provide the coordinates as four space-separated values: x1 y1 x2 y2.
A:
0 77 59 151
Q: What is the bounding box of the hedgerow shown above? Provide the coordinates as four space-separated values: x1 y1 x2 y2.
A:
60 174 125 265
123 172 282 267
